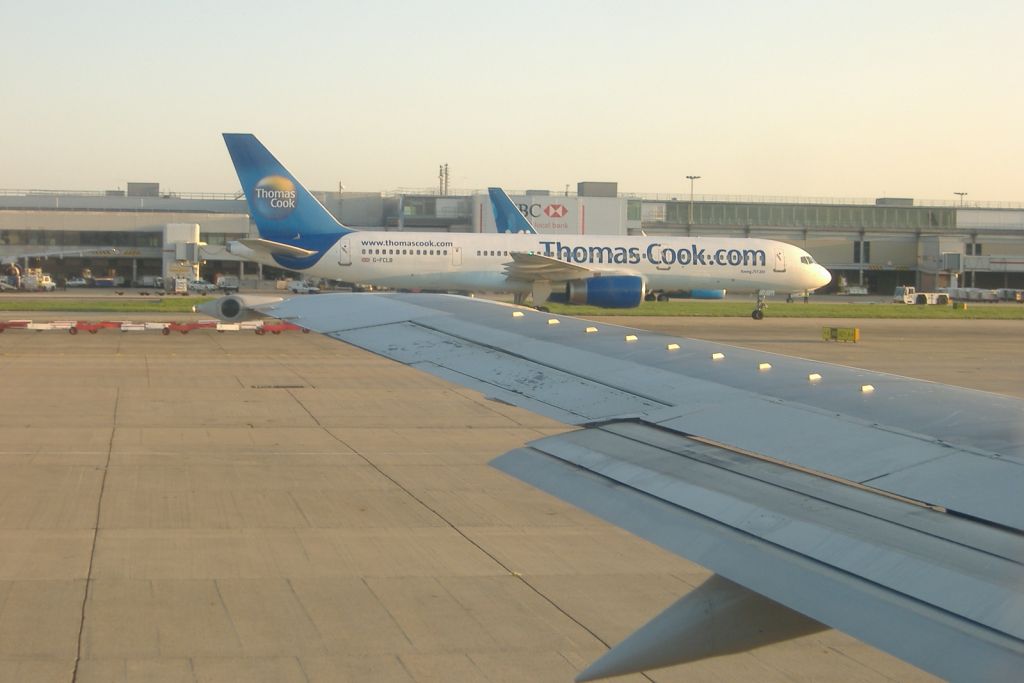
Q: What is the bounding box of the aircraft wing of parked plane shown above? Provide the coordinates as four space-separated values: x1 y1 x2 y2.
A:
1 247 120 265
503 251 593 280
197 291 1024 682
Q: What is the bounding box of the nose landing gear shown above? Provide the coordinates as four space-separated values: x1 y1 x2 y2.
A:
752 291 767 320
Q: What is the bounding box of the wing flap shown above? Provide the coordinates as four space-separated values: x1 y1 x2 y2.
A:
494 421 1024 681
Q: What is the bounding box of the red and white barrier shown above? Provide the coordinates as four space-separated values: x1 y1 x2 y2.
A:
0 320 308 335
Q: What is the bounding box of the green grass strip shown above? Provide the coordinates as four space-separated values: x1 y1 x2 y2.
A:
544 300 1024 319
0 296 206 314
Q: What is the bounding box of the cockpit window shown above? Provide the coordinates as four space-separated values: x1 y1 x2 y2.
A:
800 256 815 264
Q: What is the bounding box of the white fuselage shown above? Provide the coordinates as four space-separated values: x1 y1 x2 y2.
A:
235 232 830 295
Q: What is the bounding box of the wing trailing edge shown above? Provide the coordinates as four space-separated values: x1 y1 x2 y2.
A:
494 422 1024 681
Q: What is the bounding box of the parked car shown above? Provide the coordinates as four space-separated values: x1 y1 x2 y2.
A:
66 277 88 288
188 278 218 293
288 280 320 294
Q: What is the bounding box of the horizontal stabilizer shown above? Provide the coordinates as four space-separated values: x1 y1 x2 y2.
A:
577 575 825 681
236 238 318 259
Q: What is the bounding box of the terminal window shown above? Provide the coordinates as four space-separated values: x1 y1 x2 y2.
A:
854 240 871 264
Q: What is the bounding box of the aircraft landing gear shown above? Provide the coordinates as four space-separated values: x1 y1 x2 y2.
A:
752 292 767 320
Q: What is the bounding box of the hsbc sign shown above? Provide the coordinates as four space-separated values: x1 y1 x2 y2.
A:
517 202 562 218
483 192 626 235
516 200 573 230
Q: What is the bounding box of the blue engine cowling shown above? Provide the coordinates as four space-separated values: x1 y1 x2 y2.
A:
566 275 646 308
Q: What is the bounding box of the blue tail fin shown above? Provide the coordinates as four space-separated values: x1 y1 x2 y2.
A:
223 134 350 266
488 187 538 234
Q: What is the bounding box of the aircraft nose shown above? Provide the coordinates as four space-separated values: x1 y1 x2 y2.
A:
814 265 832 289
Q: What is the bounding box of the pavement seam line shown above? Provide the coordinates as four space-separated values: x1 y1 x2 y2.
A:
71 387 118 683
339 433 635 673
283 389 626 666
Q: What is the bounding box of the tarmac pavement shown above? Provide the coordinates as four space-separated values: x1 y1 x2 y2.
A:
0 311 996 682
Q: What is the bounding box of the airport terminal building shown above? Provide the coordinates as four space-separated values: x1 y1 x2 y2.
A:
2 180 1023 293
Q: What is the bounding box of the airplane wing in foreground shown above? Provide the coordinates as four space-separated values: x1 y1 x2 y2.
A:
204 292 1024 681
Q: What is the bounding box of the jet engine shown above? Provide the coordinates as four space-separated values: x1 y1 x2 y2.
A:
565 275 646 308
193 294 284 322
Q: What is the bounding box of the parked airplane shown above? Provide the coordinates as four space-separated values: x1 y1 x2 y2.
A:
222 134 830 317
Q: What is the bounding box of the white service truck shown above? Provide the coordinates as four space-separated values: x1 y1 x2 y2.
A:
133 275 164 288
21 272 56 292
216 275 240 292
893 286 950 305
288 280 320 294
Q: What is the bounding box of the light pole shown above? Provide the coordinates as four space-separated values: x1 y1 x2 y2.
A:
686 175 701 225
954 191 967 207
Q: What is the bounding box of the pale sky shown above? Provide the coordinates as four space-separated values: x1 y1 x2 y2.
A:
3 0 1022 201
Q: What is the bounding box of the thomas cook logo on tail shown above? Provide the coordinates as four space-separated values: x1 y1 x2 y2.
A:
253 175 297 220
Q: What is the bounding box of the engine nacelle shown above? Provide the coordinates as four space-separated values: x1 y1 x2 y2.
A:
566 275 645 308
194 294 284 322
